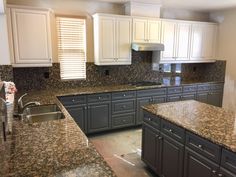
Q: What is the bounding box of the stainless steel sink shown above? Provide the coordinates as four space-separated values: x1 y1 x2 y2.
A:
26 112 65 123
23 104 65 123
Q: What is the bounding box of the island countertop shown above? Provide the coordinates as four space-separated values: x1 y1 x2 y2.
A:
143 100 236 153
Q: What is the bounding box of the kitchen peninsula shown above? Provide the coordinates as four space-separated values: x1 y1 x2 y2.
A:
142 100 236 177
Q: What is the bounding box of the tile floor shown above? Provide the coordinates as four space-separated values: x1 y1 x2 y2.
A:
89 128 157 177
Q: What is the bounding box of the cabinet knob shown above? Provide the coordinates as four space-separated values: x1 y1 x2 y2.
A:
218 174 223 177
84 106 87 110
198 144 203 149
169 129 173 133
98 96 102 100
123 94 126 97
148 117 152 121
212 170 217 174
72 99 75 102
158 136 163 140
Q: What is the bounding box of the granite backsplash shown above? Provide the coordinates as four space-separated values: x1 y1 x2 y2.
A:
4 51 225 91
0 65 14 82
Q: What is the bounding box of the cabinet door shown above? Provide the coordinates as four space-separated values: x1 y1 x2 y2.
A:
65 105 87 133
202 24 217 60
87 102 111 133
197 92 208 104
176 23 191 61
99 17 116 63
190 24 204 60
116 17 132 64
136 97 152 125
219 168 236 177
161 134 184 177
147 20 161 43
184 148 218 177
161 21 177 61
182 94 196 101
208 91 223 107
11 8 52 65
167 94 182 102
133 18 147 43
142 123 161 174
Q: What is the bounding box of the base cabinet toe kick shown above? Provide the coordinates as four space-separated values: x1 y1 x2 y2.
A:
142 110 236 177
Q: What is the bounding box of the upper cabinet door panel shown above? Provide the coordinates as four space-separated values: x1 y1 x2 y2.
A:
175 23 191 60
11 8 52 64
202 24 217 59
161 21 176 60
133 18 147 43
190 24 204 60
116 18 132 61
100 17 116 60
148 20 161 43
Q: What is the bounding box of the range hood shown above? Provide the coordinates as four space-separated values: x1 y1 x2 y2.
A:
132 43 164 51
132 43 165 71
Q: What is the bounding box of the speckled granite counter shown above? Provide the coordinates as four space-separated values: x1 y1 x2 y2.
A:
143 100 236 153
0 81 224 177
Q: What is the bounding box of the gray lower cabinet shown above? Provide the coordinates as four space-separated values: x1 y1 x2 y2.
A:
197 92 208 104
184 147 219 177
65 105 87 133
87 101 111 133
208 91 223 107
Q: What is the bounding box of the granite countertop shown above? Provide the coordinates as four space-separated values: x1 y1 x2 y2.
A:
0 80 224 176
143 100 236 153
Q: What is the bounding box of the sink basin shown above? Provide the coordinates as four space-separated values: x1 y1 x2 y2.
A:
26 112 65 123
23 104 65 123
24 104 61 115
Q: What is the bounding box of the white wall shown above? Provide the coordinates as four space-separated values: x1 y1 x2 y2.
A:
210 8 236 112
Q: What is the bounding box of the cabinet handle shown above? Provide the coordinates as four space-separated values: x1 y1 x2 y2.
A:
158 136 163 140
212 170 217 174
84 106 87 110
148 117 152 121
98 96 102 100
169 129 173 133
198 144 203 149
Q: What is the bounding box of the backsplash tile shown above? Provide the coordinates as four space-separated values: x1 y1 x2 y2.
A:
12 51 226 91
0 65 14 82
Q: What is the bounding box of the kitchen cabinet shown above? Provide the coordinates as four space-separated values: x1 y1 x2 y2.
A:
184 148 219 177
87 102 111 133
65 105 87 133
8 6 52 67
93 14 132 65
190 23 217 61
161 20 191 62
208 91 223 107
132 18 161 43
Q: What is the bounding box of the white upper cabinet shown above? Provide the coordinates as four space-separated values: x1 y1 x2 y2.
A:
190 23 217 61
133 18 161 43
161 20 191 62
8 6 52 67
93 14 132 65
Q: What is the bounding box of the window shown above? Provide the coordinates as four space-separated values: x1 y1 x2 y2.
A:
56 17 86 80
175 64 182 73
163 64 171 73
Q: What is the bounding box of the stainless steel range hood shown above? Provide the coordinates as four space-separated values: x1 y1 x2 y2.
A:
132 43 164 51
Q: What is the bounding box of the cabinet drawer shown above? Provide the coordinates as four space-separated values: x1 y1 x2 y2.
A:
87 93 111 103
186 131 221 163
211 83 224 91
143 111 160 130
137 88 166 97
112 91 136 100
167 94 182 102
197 84 210 91
183 85 197 93
112 113 135 128
167 87 182 94
221 149 236 174
161 120 185 143
58 95 86 106
182 93 196 101
112 99 135 114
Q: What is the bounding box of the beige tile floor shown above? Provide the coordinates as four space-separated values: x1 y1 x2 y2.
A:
89 128 157 177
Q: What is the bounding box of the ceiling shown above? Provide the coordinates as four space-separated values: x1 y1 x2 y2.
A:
90 0 236 11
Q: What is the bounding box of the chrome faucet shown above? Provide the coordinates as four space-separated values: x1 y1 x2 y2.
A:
17 93 40 118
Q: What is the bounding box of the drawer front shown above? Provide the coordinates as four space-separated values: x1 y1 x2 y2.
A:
87 93 111 103
183 85 197 93
112 91 136 100
58 95 86 106
167 94 182 102
221 149 236 174
182 93 196 101
197 84 210 92
137 88 166 97
112 113 135 128
168 87 182 94
186 131 221 163
112 99 135 114
161 119 185 143
143 110 161 130
211 83 224 91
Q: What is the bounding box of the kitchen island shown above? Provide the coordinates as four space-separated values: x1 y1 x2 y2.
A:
142 100 236 177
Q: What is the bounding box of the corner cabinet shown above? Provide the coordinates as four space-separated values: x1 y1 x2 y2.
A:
132 18 161 43
93 13 132 65
7 6 52 67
